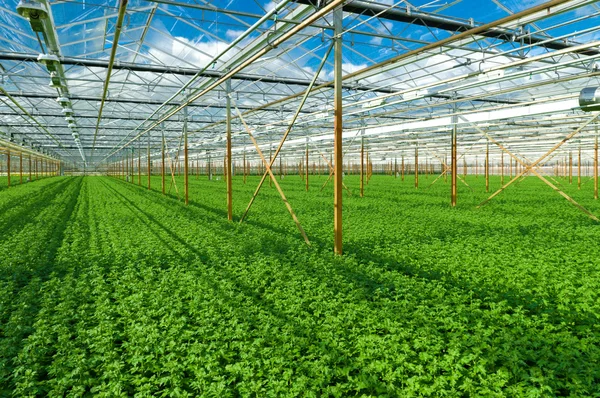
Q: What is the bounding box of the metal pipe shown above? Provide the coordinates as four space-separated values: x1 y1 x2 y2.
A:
92 0 129 152
106 0 294 158
293 0 599 55
112 0 346 157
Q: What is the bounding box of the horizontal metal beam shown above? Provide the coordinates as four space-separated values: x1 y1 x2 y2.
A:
0 91 310 112
0 53 521 105
0 52 332 87
293 0 600 56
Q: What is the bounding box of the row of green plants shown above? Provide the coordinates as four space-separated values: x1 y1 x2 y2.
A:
0 173 55 192
1 174 599 396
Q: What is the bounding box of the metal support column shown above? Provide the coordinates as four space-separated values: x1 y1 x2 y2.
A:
19 152 22 184
333 7 343 255
28 155 32 182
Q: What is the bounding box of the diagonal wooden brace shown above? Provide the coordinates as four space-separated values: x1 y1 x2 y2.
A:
238 43 333 223
421 144 473 190
235 105 311 245
464 115 600 221
313 144 351 194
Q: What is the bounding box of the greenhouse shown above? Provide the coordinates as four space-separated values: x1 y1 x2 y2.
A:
1 0 599 395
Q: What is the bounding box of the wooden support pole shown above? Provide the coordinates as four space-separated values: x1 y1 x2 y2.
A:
569 151 573 184
595 133 598 200
226 79 233 220
365 150 369 184
269 143 273 187
161 132 166 195
414 145 419 189
578 146 581 190
138 145 141 185
184 106 190 206
401 155 405 181
444 156 447 183
501 150 504 185
305 139 309 191
333 7 343 255
360 135 364 197
451 115 457 206
243 150 247 184
485 141 490 192
208 154 212 180
6 151 10 187
129 150 133 182
147 134 151 190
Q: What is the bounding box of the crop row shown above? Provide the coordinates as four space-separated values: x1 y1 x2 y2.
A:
1 175 599 396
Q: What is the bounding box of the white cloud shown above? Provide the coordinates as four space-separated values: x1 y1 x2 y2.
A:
225 29 245 41
265 1 277 12
145 33 229 69
370 36 383 46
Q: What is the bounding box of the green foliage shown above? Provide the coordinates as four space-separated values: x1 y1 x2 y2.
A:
1 174 599 396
